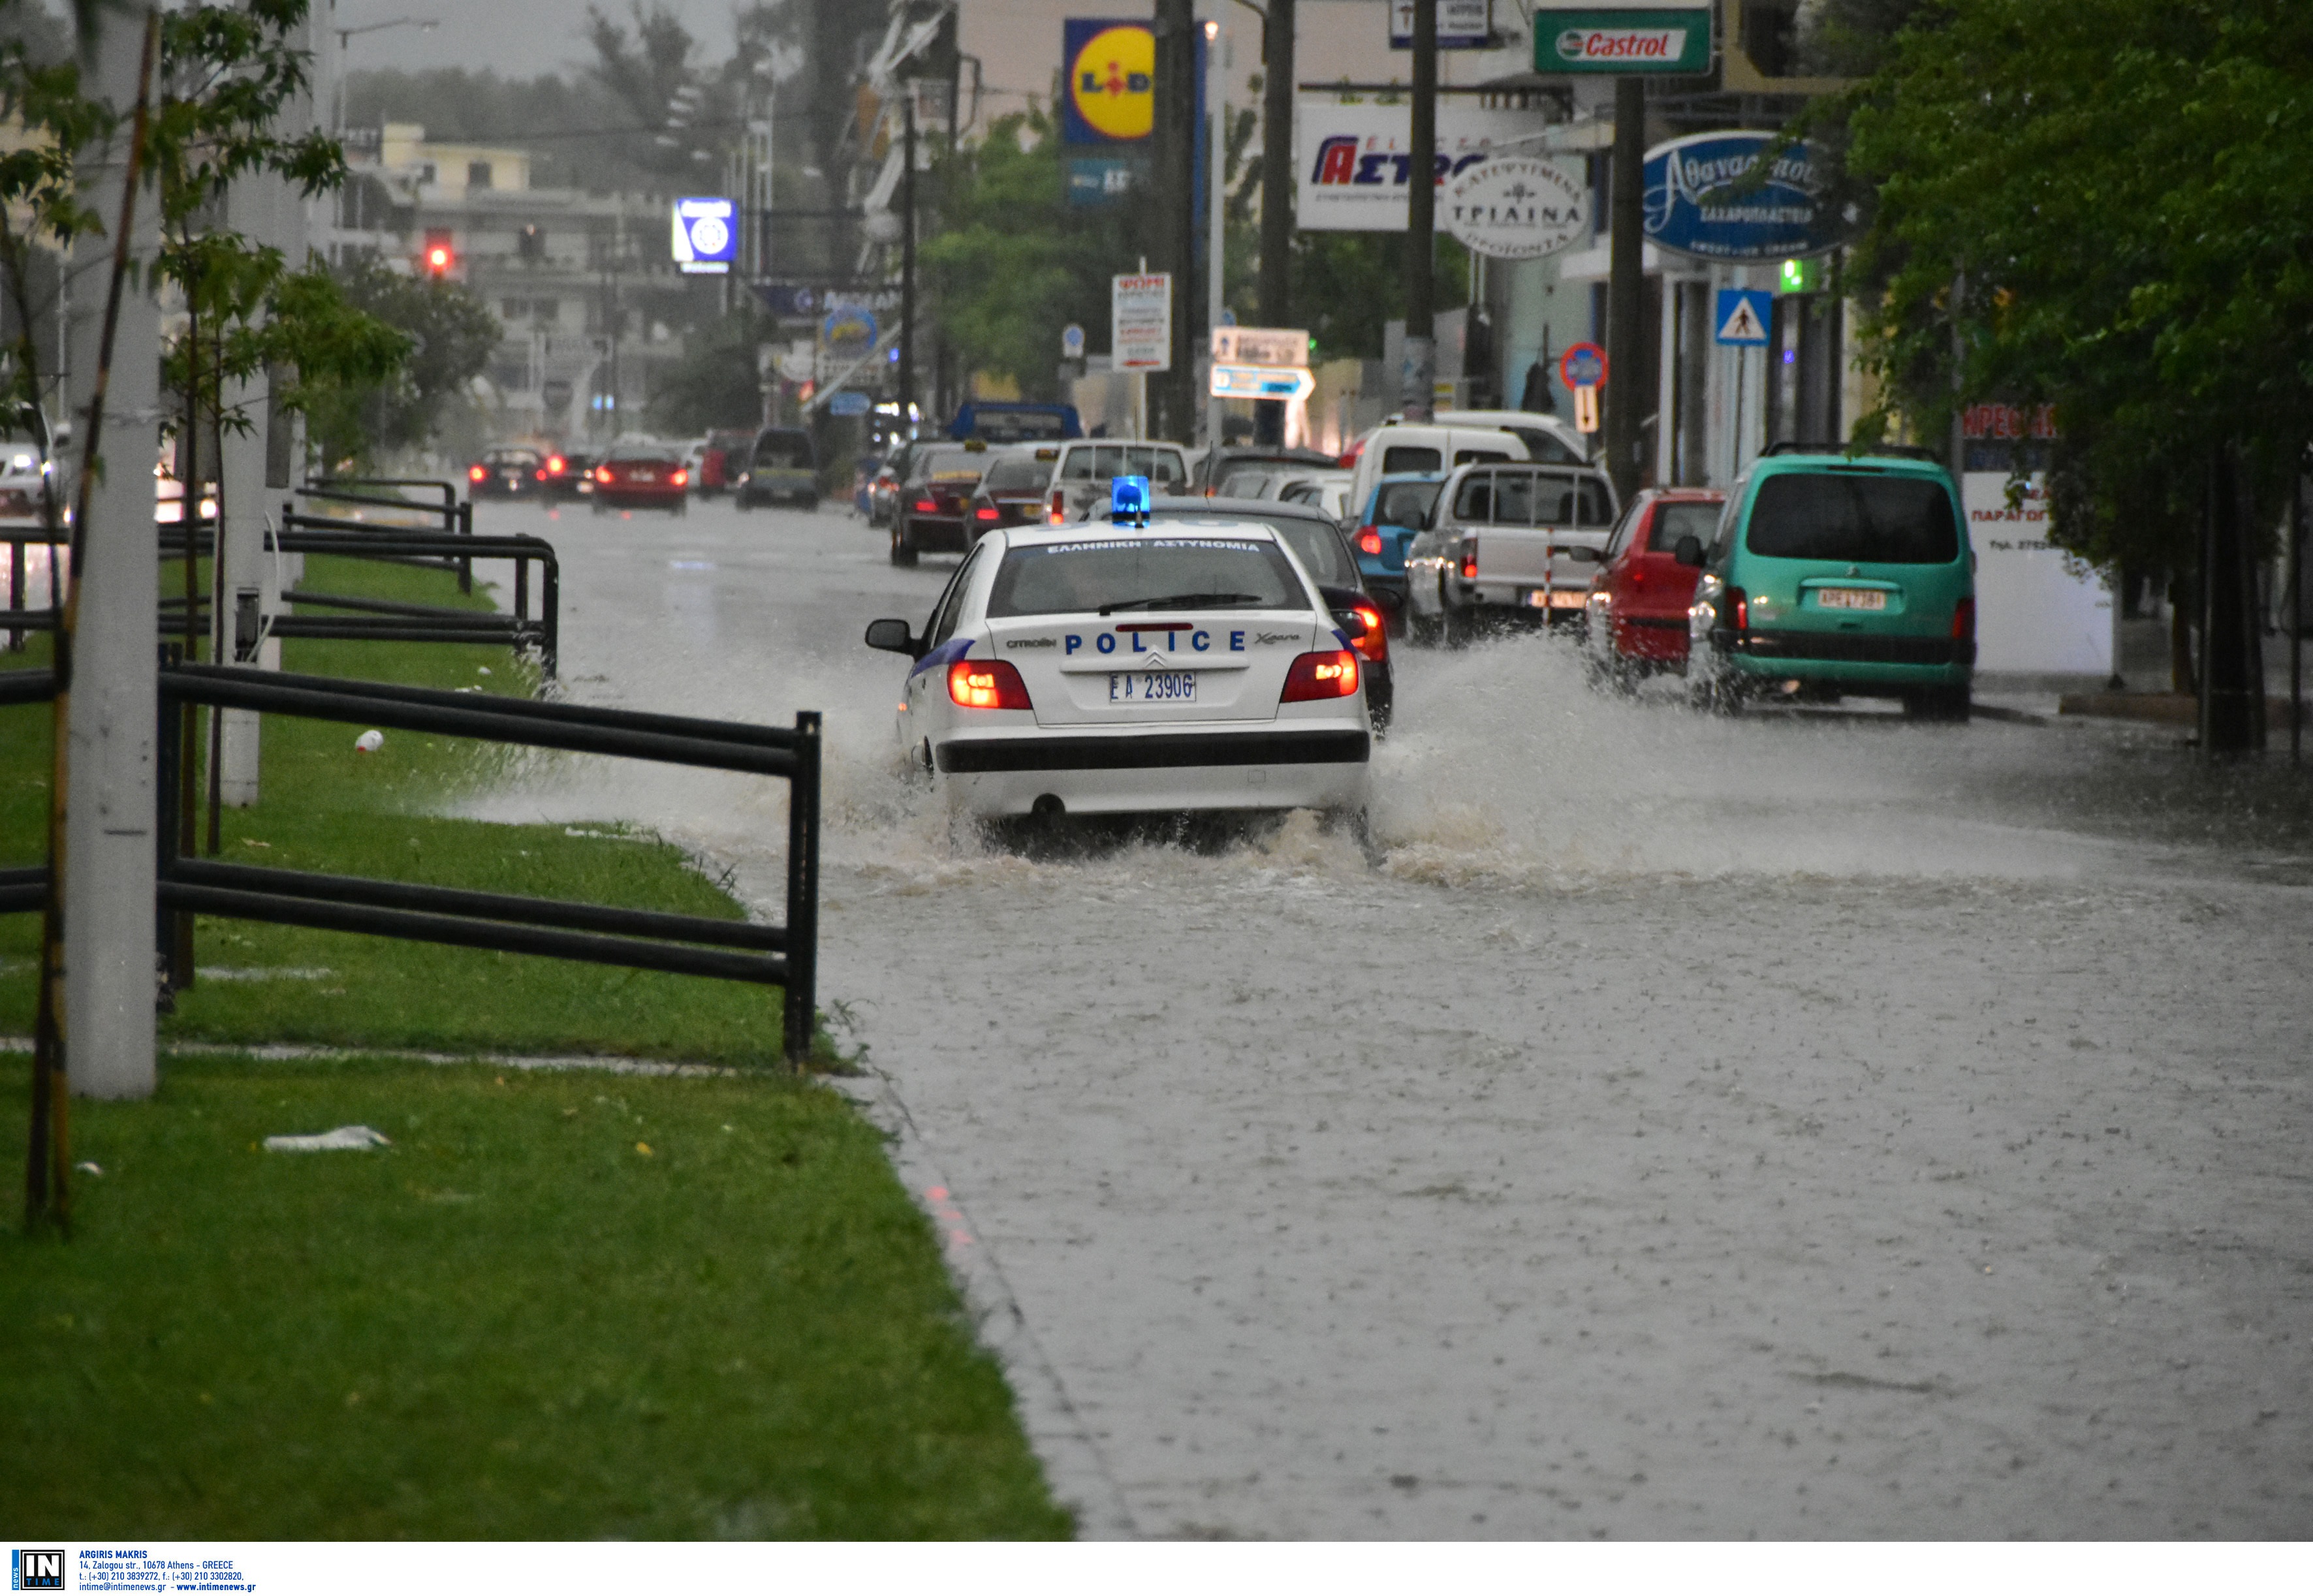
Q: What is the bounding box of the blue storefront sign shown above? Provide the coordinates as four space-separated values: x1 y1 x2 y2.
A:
1066 155 1142 208
1642 132 1844 262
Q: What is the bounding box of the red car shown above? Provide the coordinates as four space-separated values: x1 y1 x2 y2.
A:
591 446 689 514
1584 488 1725 683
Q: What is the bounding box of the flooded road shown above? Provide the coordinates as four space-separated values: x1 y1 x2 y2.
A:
471 495 2313 1539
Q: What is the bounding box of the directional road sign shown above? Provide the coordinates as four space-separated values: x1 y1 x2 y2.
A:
1714 289 1772 346
1210 363 1316 401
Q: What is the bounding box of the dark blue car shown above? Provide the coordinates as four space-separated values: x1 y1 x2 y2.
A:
1350 473 1447 626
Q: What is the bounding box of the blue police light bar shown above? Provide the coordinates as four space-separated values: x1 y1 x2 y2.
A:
1110 475 1152 525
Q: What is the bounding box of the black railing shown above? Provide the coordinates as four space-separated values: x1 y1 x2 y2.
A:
300 477 475 591
155 663 821 1065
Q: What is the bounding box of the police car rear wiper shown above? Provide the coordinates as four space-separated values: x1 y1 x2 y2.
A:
1099 592 1267 614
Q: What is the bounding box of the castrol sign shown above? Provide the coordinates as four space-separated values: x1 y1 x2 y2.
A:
1532 5 1712 74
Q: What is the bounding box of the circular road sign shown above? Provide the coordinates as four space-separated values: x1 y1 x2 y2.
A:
1560 341 1608 390
1062 323 1086 360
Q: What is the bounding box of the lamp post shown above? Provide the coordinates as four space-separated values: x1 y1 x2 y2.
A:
1203 14 1225 453
330 17 437 137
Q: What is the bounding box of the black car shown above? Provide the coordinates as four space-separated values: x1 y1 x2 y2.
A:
467 446 543 499
1149 495 1394 731
889 441 992 566
538 450 597 504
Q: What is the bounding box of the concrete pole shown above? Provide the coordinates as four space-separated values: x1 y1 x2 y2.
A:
214 5 312 807
1400 0 1436 423
65 3 162 1100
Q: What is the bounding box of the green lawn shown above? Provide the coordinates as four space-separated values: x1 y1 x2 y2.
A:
0 546 1068 1538
0 1051 1069 1539
3 554 808 1067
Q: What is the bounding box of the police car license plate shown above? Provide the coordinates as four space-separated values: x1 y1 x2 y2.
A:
1109 670 1197 703
1818 587 1887 610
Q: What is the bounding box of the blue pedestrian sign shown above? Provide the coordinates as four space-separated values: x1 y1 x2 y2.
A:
1714 289 1772 346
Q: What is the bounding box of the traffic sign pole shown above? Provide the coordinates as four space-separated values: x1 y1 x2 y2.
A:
1400 0 1437 423
1605 73 1644 501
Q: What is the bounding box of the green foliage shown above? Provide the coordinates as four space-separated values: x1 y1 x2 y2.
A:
1292 230 1469 366
1842 0 2313 570
646 307 774 436
300 259 499 472
920 110 1156 399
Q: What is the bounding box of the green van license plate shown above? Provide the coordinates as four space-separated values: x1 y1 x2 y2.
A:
1817 587 1888 611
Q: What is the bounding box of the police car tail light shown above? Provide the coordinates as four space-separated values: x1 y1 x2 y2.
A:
1281 649 1360 702
1952 595 1975 642
1348 602 1389 664
947 659 1033 710
1357 526 1384 556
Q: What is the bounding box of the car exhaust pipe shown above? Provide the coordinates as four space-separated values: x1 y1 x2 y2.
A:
1031 794 1067 820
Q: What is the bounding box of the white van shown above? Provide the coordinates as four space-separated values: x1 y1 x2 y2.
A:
1344 422 1530 527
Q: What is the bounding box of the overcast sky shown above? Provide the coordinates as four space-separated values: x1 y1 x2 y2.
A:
326 0 735 80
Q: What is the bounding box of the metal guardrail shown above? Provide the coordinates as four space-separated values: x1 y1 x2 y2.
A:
1 651 827 1065
155 663 823 1065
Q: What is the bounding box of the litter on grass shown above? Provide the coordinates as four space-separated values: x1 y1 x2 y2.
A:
264 1125 393 1152
354 729 384 753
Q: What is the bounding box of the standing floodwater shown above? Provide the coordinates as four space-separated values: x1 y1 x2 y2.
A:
464 496 2313 1538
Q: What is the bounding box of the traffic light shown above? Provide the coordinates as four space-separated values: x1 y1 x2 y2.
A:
1779 257 1821 294
422 229 454 279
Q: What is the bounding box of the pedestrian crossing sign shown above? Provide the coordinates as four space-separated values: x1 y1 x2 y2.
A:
1715 289 1772 346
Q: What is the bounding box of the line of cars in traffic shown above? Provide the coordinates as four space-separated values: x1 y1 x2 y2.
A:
857 416 1983 838
466 423 825 517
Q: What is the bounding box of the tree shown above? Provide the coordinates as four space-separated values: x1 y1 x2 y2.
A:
300 258 497 471
1841 0 2313 744
646 305 772 435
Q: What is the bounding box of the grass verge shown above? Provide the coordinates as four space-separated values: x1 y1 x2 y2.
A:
3 553 807 1067
0 1051 1070 1538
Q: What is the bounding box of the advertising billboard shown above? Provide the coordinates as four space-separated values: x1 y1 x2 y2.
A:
1295 99 1546 232
1641 132 1844 262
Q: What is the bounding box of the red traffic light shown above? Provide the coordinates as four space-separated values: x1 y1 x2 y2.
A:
422 230 454 279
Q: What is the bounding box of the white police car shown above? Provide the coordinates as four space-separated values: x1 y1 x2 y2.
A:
864 477 1372 824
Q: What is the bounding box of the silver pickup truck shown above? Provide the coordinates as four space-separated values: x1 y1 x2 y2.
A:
1404 462 1620 644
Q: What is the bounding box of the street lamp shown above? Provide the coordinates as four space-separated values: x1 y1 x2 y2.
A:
332 17 439 137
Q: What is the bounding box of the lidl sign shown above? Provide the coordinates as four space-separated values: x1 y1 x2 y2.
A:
1532 5 1712 74
1062 19 1202 146
1064 20 1155 144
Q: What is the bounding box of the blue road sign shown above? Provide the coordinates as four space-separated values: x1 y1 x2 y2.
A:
828 390 871 417
1714 289 1772 346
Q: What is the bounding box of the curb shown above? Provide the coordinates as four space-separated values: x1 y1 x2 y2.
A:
830 1070 1138 1541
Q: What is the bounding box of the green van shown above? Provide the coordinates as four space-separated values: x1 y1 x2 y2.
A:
1674 445 1975 719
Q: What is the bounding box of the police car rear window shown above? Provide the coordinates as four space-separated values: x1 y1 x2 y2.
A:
988 538 1306 617
1746 473 1959 565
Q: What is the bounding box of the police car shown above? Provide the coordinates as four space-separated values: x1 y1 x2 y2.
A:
863 477 1372 824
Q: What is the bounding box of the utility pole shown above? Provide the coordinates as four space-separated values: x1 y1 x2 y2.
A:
65 3 162 1100
1255 0 1294 447
1203 11 1226 454
899 89 917 436
1155 0 1196 440
1400 0 1436 423
1605 76 1645 501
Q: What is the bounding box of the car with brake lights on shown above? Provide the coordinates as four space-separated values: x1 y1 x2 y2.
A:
590 446 688 514
1346 473 1446 629
1582 487 1726 686
537 450 596 503
1681 444 1976 719
890 441 993 565
467 445 542 500
965 448 1060 536
1151 494 1393 731
1036 440 1193 524
1404 460 1620 644
862 477 1372 831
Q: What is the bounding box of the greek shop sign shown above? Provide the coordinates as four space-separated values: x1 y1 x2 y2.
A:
1295 98 1545 232
1642 131 1844 262
1442 156 1588 261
